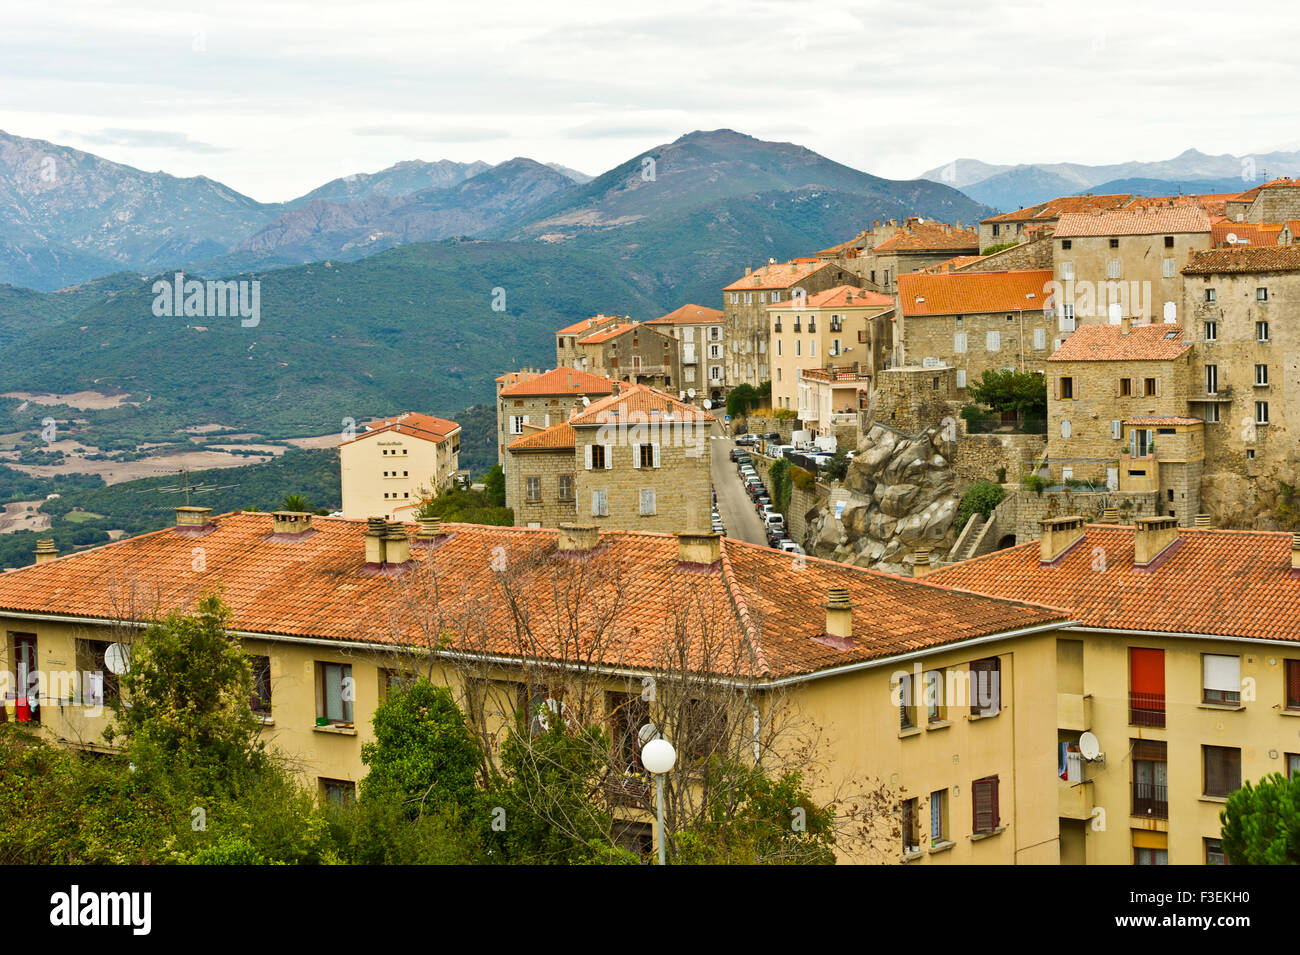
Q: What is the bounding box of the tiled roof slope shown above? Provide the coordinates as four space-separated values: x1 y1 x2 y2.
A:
1211 222 1283 248
0 514 1066 679
558 314 622 335
1048 323 1189 362
1183 246 1300 275
723 260 839 291
577 322 642 345
983 194 1134 224
569 383 714 426
343 412 459 446
1054 207 1211 237
645 304 724 326
767 285 893 310
499 368 614 398
507 421 576 452
871 223 979 253
897 270 1053 317
927 526 1300 643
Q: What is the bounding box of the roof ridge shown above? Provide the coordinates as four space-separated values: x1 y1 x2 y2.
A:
717 539 770 678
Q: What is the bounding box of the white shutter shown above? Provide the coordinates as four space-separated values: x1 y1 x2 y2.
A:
584 445 593 470
632 445 641 469
987 330 1000 352
1033 328 1046 350
603 445 613 469
1203 655 1240 693
954 332 966 353
591 491 601 516
956 370 966 388
1112 420 1122 440
652 443 661 468
1061 420 1071 439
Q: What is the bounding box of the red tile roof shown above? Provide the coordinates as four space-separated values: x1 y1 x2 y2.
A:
922 255 985 274
507 421 576 452
1048 323 1189 362
983 194 1134 225
1123 416 1202 427
871 222 979 253
645 304 724 326
723 260 840 291
557 314 622 336
897 269 1053 317
1054 206 1211 237
766 285 893 310
569 383 714 426
0 514 1065 679
342 412 459 446
928 526 1300 643
1211 222 1283 248
499 367 615 398
576 322 650 345
1183 246 1300 275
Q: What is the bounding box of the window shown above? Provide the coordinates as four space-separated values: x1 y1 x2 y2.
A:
1061 303 1075 330
1257 287 1268 302
1287 753 1300 779
954 332 967 353
1205 288 1216 303
956 370 966 388
1164 236 1175 249
1059 376 1074 400
986 330 1000 352
1206 403 1220 423
320 778 356 809
1119 377 1133 397
558 474 574 502
1132 739 1168 819
971 775 1000 834
587 444 608 470
1143 378 1158 397
249 655 272 716
1205 365 1218 395
930 789 948 846
1006 314 1015 323
1203 745 1242 797
607 691 650 774
924 669 945 723
1257 321 1270 342
1204 320 1217 342
74 638 119 709
510 415 525 435
1255 363 1269 386
969 657 1001 716
898 672 916 730
1060 261 1075 280
11 634 39 724
1135 845 1168 866
1061 239 1071 250
1033 327 1045 350
636 444 659 469
1107 259 1121 279
1203 654 1241 705
639 488 656 516
379 667 416 702
525 475 541 502
1256 401 1270 425
591 489 608 517
1112 419 1123 439
1109 238 1120 249
317 662 353 725
680 699 727 761
1286 660 1300 711
1129 648 1165 727
1205 838 1226 866
901 797 920 854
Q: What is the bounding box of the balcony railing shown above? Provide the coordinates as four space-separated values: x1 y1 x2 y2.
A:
1132 781 1168 819
1129 692 1165 727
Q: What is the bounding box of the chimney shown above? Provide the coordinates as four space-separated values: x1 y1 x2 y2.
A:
1133 516 1180 568
676 530 721 568
557 523 600 554
745 267 751 275
823 587 855 645
910 546 934 577
364 517 388 567
1101 506 1120 524
385 521 411 565
611 380 621 396
175 505 213 528
271 510 312 535
1039 515 1086 564
1194 513 1211 528
33 539 57 564
1292 533 1300 573
1120 315 1131 336
417 517 443 540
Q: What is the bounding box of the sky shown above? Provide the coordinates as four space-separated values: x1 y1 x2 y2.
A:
1 0 1298 203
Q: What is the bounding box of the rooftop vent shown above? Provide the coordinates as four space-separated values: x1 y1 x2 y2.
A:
33 539 57 564
1133 516 1181 569
271 511 313 536
557 523 600 555
1039 515 1086 565
675 530 721 569
821 587 855 648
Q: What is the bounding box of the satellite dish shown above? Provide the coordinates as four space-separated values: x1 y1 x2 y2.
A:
580 396 590 407
1079 731 1101 761
1226 233 1238 245
702 399 712 410
687 388 696 399
637 723 660 747
104 642 130 675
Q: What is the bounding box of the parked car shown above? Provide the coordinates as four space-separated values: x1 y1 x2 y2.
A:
734 434 757 447
766 527 787 547
764 513 786 532
759 504 777 520
778 540 804 555
763 432 780 441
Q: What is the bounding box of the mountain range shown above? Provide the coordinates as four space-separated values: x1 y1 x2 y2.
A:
919 148 1300 211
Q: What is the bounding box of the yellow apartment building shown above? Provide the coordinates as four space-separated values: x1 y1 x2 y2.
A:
930 516 1300 865
339 412 460 519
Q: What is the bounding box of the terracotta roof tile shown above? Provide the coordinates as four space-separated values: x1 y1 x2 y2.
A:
928 526 1300 643
723 260 841 291
1048 323 1189 362
0 514 1066 679
568 383 714 426
1211 222 1283 248
576 322 651 345
342 412 459 446
1183 245 1300 275
1054 206 1211 237
871 222 979 253
897 270 1053 317
984 194 1134 224
766 285 893 310
557 314 622 336
507 421 576 452
644 304 724 326
499 368 615 398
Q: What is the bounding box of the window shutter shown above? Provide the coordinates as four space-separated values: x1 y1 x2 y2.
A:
591 491 600 516
1203 655 1240 693
1130 648 1165 695
1130 431 1137 458
652 443 661 468
1112 419 1122 440
989 776 1000 829
1285 660 1300 706
972 778 992 834
604 445 613 470
632 445 641 469
584 445 593 470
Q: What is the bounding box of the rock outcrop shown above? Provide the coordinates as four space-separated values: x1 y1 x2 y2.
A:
804 423 960 575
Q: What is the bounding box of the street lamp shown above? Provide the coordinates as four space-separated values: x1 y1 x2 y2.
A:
641 736 676 865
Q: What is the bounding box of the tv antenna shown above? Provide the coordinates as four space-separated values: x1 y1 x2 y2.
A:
144 468 239 505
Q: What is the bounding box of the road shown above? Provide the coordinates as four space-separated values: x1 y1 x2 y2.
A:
709 427 769 546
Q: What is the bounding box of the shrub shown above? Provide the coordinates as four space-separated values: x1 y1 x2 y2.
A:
1021 474 1047 496
956 480 1005 532
995 466 1007 484
1220 771 1300 864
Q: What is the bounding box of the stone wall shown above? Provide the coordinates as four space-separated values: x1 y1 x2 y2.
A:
960 236 1053 271
789 480 829 543
573 429 712 533
1009 487 1161 542
870 366 960 435
953 427 1047 485
744 415 796 441
899 307 1058 393
506 448 578 528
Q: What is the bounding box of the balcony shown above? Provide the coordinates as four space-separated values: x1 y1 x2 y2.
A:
1059 778 1094 820
1129 692 1165 728
1190 384 1232 403
604 774 652 809
1057 692 1092 732
1132 781 1168 820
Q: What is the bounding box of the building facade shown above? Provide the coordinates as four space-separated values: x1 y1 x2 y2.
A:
496 367 614 466
339 412 460 519
643 304 727 402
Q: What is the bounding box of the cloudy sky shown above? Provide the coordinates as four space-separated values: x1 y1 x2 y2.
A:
1 0 1296 202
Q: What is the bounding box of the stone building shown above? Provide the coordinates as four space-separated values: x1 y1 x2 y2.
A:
767 285 894 411
1224 178 1300 224
574 321 682 392
1043 321 1202 522
339 412 461 519
1051 206 1211 327
863 221 980 293
643 303 727 402
978 194 1136 252
505 383 714 534
722 259 859 389
496 367 615 466
797 366 873 440
555 314 623 369
895 269 1056 393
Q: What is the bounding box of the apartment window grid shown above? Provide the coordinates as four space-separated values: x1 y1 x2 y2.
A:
930 789 947 846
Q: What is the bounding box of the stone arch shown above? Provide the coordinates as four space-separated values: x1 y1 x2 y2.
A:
996 533 1017 550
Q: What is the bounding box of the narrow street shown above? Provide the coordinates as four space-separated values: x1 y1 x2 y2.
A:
708 425 769 547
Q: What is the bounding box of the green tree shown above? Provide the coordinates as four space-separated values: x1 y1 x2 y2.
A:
482 464 506 508
824 448 850 482
967 369 1047 428
280 492 311 512
1220 771 1300 864
768 457 791 513
956 480 1005 532
359 679 481 815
